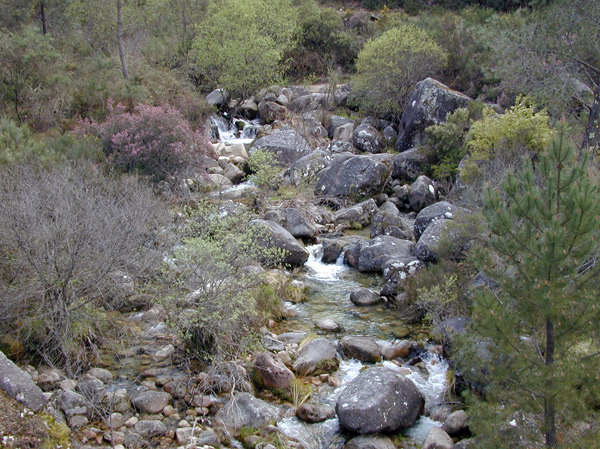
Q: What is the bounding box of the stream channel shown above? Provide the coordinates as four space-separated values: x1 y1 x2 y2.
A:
212 117 450 449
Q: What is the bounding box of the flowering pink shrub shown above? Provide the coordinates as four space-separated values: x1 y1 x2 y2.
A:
79 100 211 179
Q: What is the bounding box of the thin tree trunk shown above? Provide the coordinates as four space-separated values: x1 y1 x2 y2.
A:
545 318 557 447
117 0 129 80
40 2 47 35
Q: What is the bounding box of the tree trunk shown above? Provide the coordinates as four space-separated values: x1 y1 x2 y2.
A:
40 2 47 35
117 0 129 80
545 318 557 447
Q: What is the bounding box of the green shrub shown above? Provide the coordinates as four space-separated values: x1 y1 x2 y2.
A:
247 148 281 189
352 24 448 120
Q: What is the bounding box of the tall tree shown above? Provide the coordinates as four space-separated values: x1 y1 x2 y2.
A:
117 0 129 79
466 129 600 447
490 0 600 155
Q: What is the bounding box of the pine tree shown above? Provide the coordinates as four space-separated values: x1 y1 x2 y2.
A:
466 129 600 447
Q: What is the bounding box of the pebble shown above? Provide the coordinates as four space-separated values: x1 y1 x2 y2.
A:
163 405 175 416
124 416 138 427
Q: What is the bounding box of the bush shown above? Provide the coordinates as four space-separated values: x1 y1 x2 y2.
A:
79 100 211 181
0 162 167 373
351 24 448 120
247 148 281 189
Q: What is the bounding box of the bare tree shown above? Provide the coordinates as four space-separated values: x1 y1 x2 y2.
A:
117 0 129 79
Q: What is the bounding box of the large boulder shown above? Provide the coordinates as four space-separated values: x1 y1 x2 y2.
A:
414 201 467 240
334 123 355 142
215 392 280 432
408 175 436 212
353 124 383 153
321 236 363 264
292 338 339 376
333 83 353 107
396 78 471 152
380 258 423 298
349 288 381 306
442 410 469 437
334 199 378 230
344 436 396 449
422 427 454 449
250 129 311 165
252 352 295 390
336 366 424 434
370 209 413 241
249 219 309 267
328 115 355 138
392 148 428 182
315 153 393 198
414 218 473 262
284 149 335 186
131 390 171 414
345 236 414 273
264 208 318 239
338 336 381 363
258 100 287 123
0 350 48 411
206 89 225 107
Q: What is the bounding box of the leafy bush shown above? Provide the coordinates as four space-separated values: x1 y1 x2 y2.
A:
79 100 210 180
163 203 285 364
247 148 281 189
416 275 467 326
0 162 167 373
351 24 448 120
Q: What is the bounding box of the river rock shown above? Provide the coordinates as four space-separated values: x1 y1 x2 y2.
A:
60 390 88 416
334 123 355 142
336 366 424 434
339 336 381 363
392 148 428 182
215 392 280 432
345 236 414 273
134 420 167 438
258 100 287 123
296 403 335 423
380 258 423 297
249 219 309 267
264 208 317 239
292 338 339 376
284 150 335 186
422 427 454 449
77 374 106 402
396 78 471 152
206 89 225 107
315 153 393 198
250 129 311 165
87 367 113 383
408 175 436 212
131 390 171 414
370 209 413 241
328 115 354 139
442 410 469 436
378 340 413 360
353 124 382 153
176 427 220 446
153 344 175 362
344 435 396 449
382 126 397 147
414 219 450 262
334 199 378 229
0 350 48 411
252 352 295 390
350 288 381 306
316 319 342 332
223 163 245 184
414 201 460 240
321 236 363 264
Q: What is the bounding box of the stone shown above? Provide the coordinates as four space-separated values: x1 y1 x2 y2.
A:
110 412 126 429
249 219 310 267
392 147 428 182
134 420 167 438
176 427 220 446
353 124 383 153
382 126 398 148
333 83 353 106
77 374 106 402
370 209 413 241
414 219 454 262
349 288 381 306
414 201 463 240
0 352 50 411
87 368 113 383
104 388 131 413
153 344 175 362
380 258 423 298
334 122 355 142
336 366 423 434
296 403 335 423
284 150 335 186
215 392 280 432
338 336 381 363
345 235 415 273
422 427 454 449
442 410 469 436
206 89 225 107
378 340 413 360
265 208 317 239
223 163 245 184
334 199 379 230
314 153 394 198
328 115 354 138
344 435 396 449
60 390 88 416
292 338 339 376
258 100 287 123
408 175 436 212
250 129 311 165
131 391 171 414
396 78 471 152
316 319 342 332
252 352 295 390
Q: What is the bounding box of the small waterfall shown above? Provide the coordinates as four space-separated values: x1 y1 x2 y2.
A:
210 114 260 145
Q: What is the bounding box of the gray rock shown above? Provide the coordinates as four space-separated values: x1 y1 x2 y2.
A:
249 219 309 267
414 201 467 240
252 352 295 390
350 288 381 306
277 331 308 345
344 435 396 449
353 124 382 153
240 98 259 118
77 374 106 402
452 438 476 449
134 420 167 438
284 150 335 186
382 126 398 148
333 83 353 106
380 258 422 298
339 336 381 363
176 427 220 446
442 410 469 436
215 392 280 432
334 122 355 142
422 427 454 449
315 153 393 198
296 403 335 423
87 368 113 383
250 129 311 165
328 115 355 138
336 366 424 434
265 208 317 239
206 89 225 107
292 338 339 376
60 390 88 416
0 350 48 411
378 340 413 360
408 175 436 212
345 236 414 273
258 100 287 123
69 415 89 428
392 148 428 182
131 390 171 414
432 316 471 346
396 78 471 152
223 163 245 184
316 319 342 332
321 236 363 264
370 210 413 241
414 219 449 262
334 199 378 229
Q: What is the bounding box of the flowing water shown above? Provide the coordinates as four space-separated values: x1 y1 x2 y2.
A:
277 245 448 448
210 115 260 145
